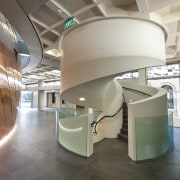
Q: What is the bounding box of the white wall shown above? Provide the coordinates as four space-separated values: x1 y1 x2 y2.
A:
38 90 45 110
31 91 38 109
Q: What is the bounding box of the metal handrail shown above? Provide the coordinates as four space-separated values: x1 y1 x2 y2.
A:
122 87 151 97
92 103 124 134
92 87 152 134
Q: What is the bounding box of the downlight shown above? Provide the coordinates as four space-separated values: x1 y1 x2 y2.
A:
79 97 86 101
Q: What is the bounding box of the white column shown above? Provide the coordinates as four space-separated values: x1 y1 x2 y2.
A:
38 80 45 110
138 68 147 85
31 91 38 109
55 92 60 107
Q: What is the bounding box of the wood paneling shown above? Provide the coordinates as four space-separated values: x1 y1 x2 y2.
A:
0 39 21 139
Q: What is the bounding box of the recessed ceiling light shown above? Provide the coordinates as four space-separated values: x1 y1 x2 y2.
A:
79 97 86 101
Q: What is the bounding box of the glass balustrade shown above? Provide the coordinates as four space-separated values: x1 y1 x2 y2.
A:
56 108 93 157
135 112 173 161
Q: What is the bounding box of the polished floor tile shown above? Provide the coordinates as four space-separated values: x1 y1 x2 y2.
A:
0 107 180 180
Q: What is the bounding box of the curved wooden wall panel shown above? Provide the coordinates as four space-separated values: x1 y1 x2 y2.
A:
0 12 21 140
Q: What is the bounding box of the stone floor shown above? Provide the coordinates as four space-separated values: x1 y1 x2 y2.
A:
0 107 180 180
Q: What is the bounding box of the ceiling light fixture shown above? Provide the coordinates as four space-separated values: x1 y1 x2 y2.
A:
79 97 86 101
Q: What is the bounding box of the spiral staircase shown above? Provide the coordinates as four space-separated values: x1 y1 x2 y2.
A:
57 18 172 161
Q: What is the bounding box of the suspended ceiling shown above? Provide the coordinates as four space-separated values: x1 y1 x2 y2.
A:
2 0 180 84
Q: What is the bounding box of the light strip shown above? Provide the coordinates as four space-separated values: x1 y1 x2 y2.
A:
19 53 30 57
58 121 83 132
0 124 16 146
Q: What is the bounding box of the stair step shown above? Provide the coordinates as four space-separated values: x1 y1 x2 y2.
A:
123 108 128 111
122 123 128 129
121 128 128 135
123 114 128 118
117 133 128 142
123 120 128 124
123 103 127 107
118 102 128 142
123 118 128 122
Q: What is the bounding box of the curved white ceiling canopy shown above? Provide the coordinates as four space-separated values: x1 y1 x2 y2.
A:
59 17 167 108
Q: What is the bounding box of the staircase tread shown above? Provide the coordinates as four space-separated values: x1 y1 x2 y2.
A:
118 133 128 138
118 102 128 142
118 133 128 142
123 120 128 123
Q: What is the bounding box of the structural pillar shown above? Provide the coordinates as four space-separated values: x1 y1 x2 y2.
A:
138 68 147 85
38 80 45 110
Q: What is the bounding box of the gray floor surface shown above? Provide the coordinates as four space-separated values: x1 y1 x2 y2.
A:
0 107 180 180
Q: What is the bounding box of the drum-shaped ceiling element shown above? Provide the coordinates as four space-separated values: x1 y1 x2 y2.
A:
60 18 167 93
59 18 167 107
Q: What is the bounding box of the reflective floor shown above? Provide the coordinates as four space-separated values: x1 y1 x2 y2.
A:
0 107 180 180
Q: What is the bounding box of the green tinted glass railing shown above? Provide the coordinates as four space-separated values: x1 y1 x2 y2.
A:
57 108 86 119
135 113 173 161
93 110 101 122
58 115 88 156
56 108 93 157
173 91 180 117
168 111 174 148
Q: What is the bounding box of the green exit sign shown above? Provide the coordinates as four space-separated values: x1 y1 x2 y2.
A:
64 17 74 29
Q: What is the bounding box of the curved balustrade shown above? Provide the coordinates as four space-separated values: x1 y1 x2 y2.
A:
56 108 93 157
135 112 173 161
125 82 171 161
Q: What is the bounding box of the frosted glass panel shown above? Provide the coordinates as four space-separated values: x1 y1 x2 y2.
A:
173 91 180 117
93 110 101 122
57 108 85 119
58 115 88 156
135 113 173 161
56 108 93 157
168 111 174 148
